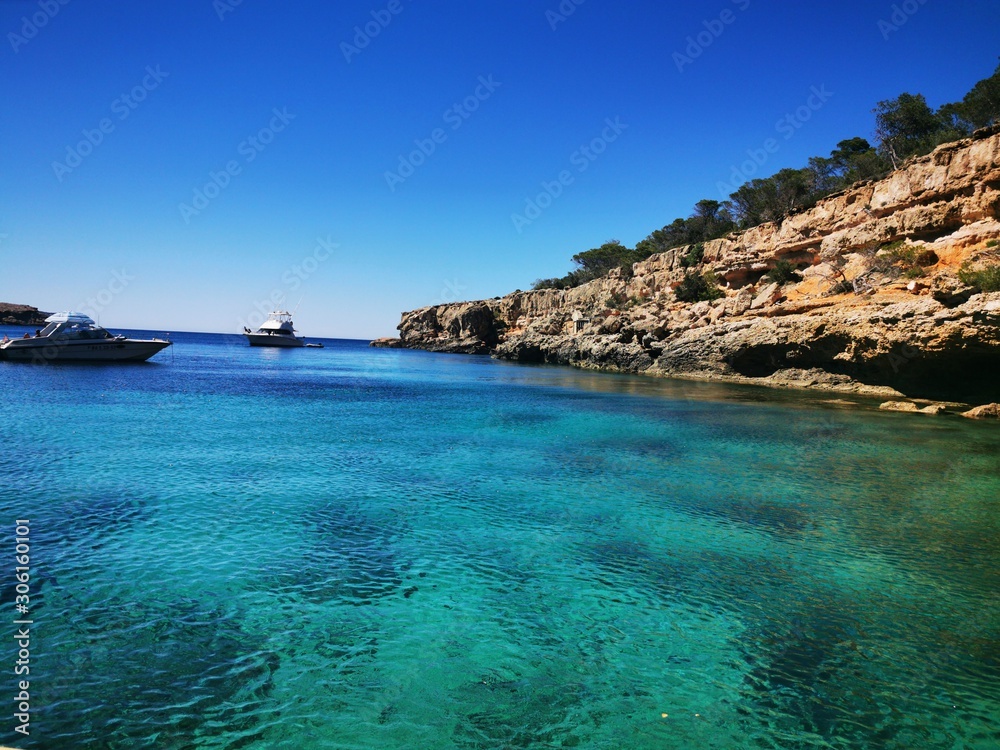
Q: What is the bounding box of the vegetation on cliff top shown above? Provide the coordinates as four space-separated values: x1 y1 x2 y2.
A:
534 61 1000 292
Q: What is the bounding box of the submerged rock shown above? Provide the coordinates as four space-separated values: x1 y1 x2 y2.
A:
880 401 921 413
919 403 951 415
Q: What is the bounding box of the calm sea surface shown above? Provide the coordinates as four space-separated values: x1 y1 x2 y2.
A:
0 329 997 749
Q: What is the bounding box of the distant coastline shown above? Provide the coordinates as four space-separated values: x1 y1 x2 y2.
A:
0 303 50 327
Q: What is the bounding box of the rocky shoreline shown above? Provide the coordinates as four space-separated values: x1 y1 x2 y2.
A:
0 303 50 327
374 127 1000 418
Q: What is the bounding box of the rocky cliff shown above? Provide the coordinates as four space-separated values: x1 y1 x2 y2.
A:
374 128 1000 405
0 303 50 327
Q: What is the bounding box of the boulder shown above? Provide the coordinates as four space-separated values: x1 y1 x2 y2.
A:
961 403 1000 419
751 282 781 310
728 287 754 316
370 337 403 348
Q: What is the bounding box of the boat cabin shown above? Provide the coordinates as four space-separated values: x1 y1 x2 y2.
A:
255 311 298 336
37 312 115 340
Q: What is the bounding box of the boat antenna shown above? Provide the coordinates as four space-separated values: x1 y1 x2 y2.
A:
292 296 304 315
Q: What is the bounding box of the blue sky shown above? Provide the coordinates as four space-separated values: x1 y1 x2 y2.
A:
2 0 998 338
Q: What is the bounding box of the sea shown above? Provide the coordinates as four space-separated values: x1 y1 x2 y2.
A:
0 328 997 749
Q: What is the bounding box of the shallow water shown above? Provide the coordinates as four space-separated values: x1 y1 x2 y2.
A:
1 330 997 749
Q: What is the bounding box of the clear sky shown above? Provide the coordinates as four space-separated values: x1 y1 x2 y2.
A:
2 0 999 338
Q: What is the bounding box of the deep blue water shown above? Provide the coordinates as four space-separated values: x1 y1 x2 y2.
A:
0 328 998 749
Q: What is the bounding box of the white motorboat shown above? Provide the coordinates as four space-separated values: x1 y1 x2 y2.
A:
0 312 171 363
243 311 305 347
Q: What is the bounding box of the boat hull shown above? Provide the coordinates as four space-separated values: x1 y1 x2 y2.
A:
0 339 171 363
245 333 304 348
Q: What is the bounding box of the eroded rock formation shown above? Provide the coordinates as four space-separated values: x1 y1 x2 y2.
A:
374 127 1000 404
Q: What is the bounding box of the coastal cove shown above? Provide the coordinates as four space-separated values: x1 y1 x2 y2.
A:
6 4 1000 748
1 332 998 749
374 127 1000 409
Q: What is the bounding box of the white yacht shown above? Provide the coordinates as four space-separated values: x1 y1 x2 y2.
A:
0 312 171 363
243 311 305 347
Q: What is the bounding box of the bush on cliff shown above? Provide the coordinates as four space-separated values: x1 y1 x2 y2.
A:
959 264 1000 292
681 243 705 268
859 240 938 279
675 271 724 303
765 260 803 286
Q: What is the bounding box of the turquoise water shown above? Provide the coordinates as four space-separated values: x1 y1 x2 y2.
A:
0 330 997 749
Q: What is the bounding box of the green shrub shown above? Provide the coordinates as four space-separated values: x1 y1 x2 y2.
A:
879 240 917 269
532 277 564 290
606 291 627 309
865 240 936 277
958 264 1000 292
675 270 724 303
680 243 705 268
889 244 919 266
903 266 926 279
987 239 999 248
765 260 803 285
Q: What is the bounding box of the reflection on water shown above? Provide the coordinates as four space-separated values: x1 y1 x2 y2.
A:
0 331 997 749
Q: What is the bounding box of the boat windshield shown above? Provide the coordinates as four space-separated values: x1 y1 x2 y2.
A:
41 321 112 339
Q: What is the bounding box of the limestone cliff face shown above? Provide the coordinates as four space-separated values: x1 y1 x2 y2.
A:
374 128 1000 404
